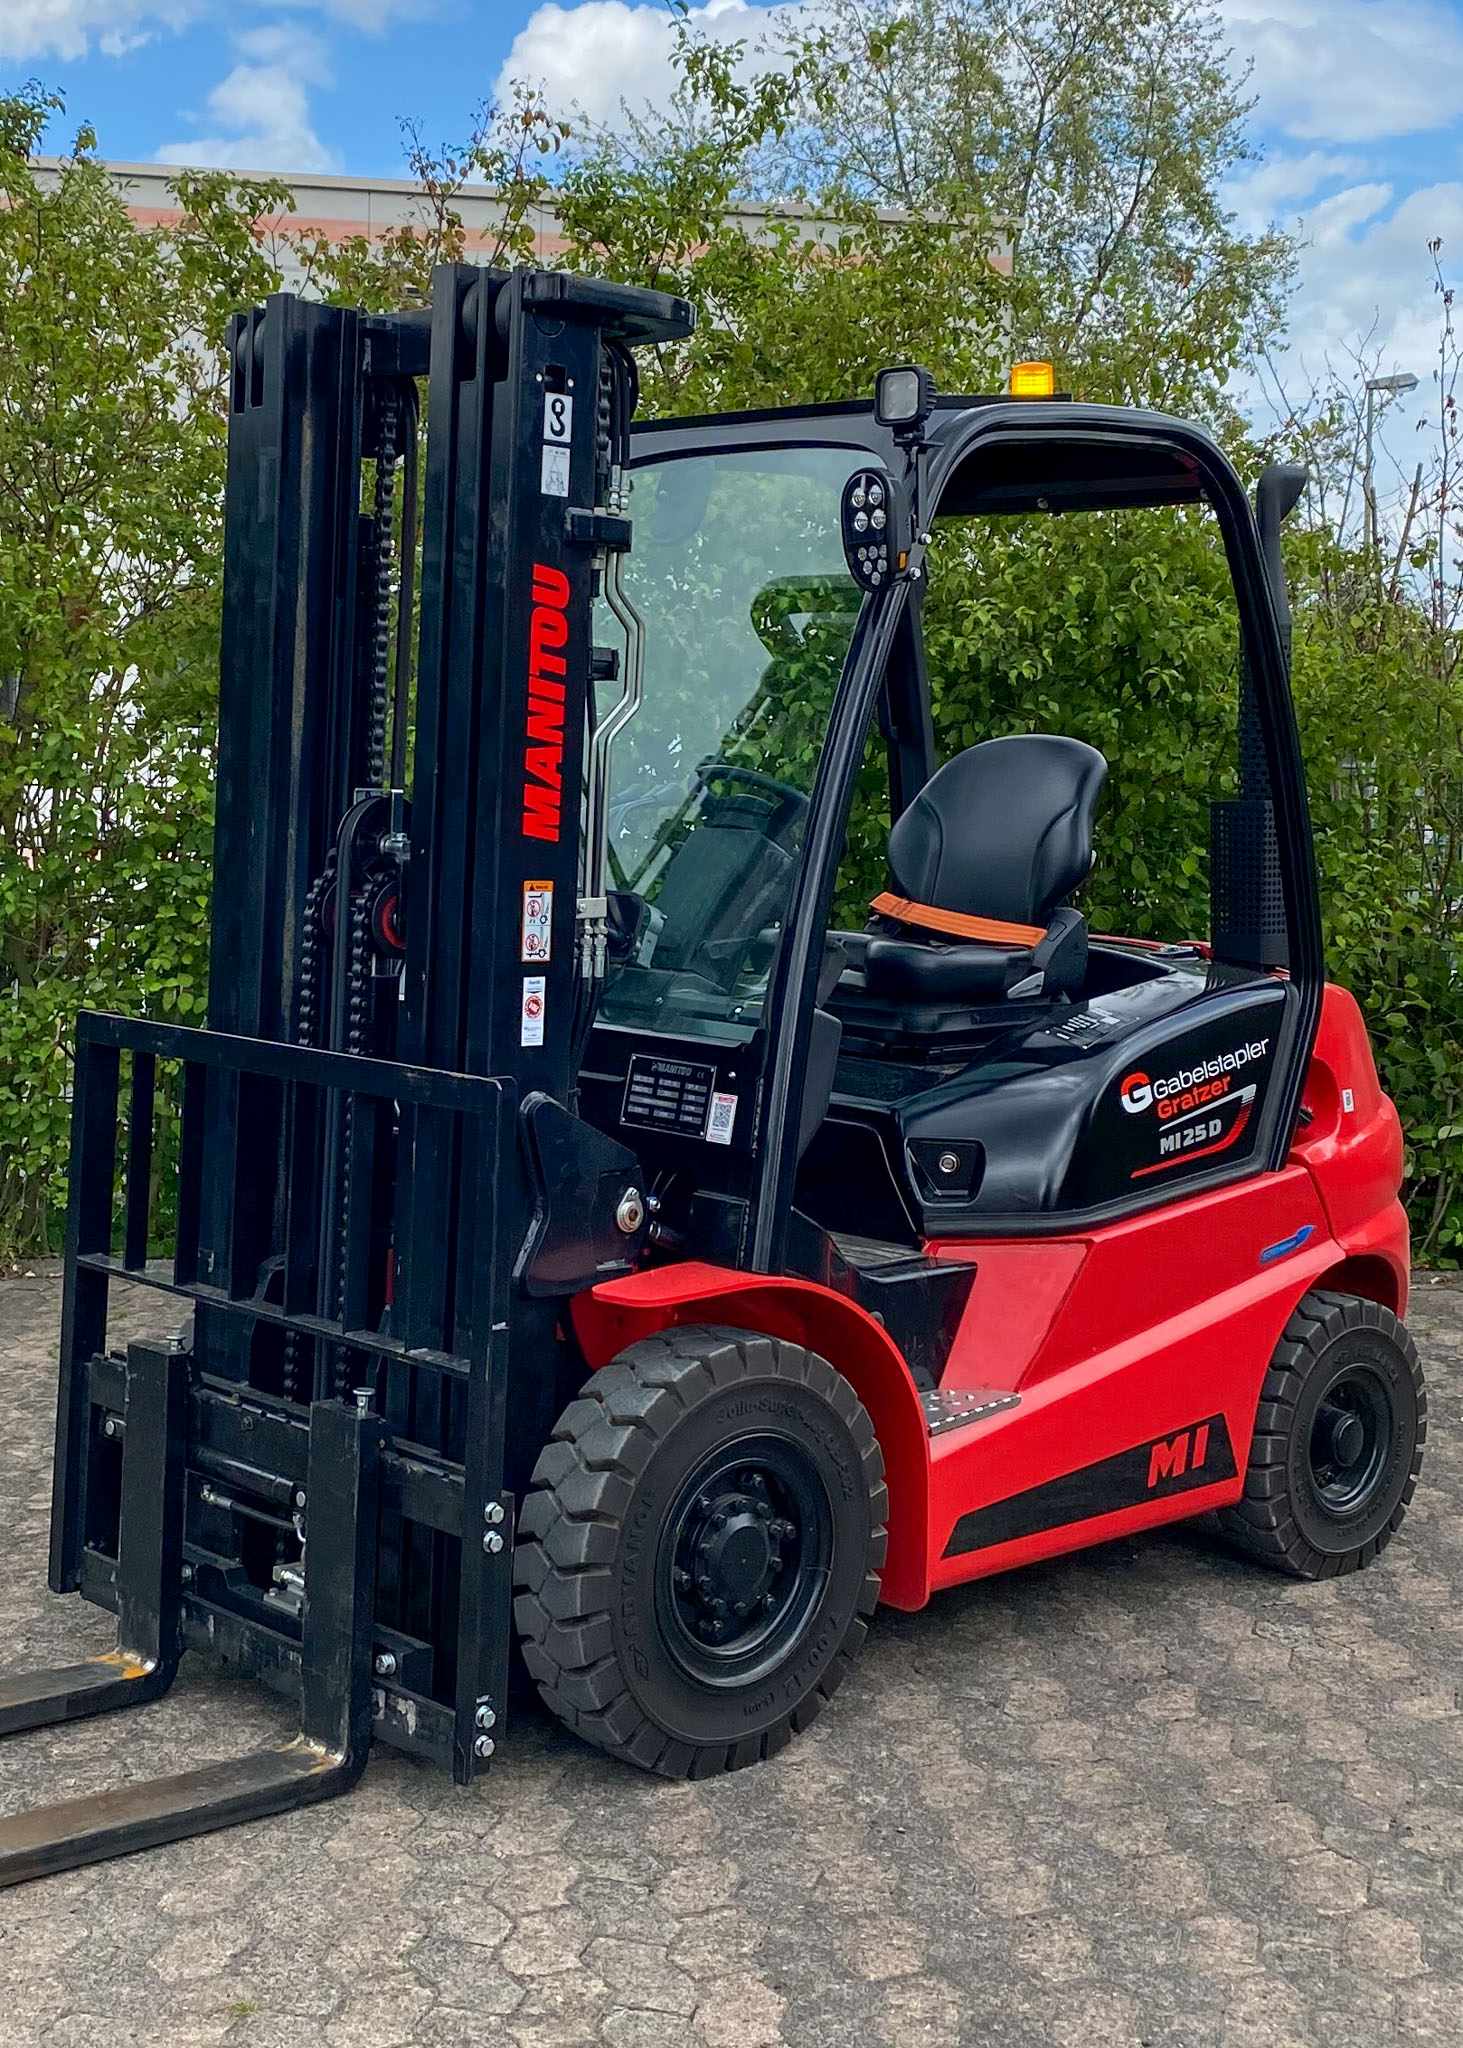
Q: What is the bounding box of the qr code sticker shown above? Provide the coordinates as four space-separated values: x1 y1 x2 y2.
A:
706 1091 738 1145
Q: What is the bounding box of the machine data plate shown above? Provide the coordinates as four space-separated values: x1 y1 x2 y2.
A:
621 1055 717 1138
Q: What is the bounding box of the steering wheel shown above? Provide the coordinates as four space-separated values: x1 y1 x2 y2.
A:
695 758 809 840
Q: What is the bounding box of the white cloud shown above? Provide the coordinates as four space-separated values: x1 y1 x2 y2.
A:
0 0 192 62
1254 179 1462 509
0 0 419 64
1226 150 1366 232
1306 180 1395 245
156 22 339 172
1222 0 1463 143
1293 179 1463 357
494 0 800 127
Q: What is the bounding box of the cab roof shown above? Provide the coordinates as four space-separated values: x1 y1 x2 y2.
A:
632 396 1229 519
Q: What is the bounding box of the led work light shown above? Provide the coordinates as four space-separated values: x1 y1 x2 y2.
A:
841 466 909 591
874 363 936 433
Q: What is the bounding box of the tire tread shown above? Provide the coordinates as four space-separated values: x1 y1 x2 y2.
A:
1217 1288 1425 1579
513 1323 886 1779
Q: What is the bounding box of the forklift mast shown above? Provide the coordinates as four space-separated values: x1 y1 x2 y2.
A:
0 266 693 1884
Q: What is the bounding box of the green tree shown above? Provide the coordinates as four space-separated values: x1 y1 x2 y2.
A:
0 88 287 1254
769 0 1294 415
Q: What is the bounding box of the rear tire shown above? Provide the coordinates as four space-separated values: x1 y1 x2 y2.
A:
1218 1288 1425 1580
513 1324 887 1777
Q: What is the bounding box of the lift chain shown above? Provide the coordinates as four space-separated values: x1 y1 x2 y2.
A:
332 876 379 1401
367 387 400 792
283 853 338 1405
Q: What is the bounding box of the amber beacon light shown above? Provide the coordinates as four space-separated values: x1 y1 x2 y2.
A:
1009 360 1056 398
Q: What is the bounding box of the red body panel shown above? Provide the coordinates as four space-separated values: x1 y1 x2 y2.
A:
1290 982 1409 1316
576 982 1409 1614
572 1264 931 1609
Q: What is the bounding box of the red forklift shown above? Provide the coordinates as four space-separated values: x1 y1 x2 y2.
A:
0 268 1423 1878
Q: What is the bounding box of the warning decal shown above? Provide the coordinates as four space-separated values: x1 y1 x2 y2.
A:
520 976 546 1047
521 880 553 963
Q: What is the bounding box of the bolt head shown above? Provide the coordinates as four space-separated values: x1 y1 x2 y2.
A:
483 1501 505 1525
294 1490 307 1510
482 1530 504 1555
373 1651 397 1678
938 1151 961 1176
475 1704 497 1731
102 1417 117 1438
474 1735 496 1760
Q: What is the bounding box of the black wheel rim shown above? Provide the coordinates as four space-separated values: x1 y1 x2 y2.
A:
1307 1365 1393 1516
655 1432 835 1690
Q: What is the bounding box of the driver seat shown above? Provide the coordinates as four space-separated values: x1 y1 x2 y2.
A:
862 734 1108 1004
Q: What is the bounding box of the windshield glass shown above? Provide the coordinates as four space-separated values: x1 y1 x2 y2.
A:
597 443 866 1042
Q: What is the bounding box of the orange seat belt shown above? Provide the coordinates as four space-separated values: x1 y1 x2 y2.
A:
870 894 1213 960
869 891 1046 948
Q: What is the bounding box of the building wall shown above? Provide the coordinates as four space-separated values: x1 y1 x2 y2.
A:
35 159 1014 294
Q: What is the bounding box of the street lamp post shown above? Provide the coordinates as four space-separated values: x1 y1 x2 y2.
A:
1363 371 1419 550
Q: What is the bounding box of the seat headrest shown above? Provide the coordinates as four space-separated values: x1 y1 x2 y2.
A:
887 734 1108 927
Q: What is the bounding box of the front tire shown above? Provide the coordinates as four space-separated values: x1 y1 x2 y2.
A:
1218 1289 1425 1579
514 1324 887 1777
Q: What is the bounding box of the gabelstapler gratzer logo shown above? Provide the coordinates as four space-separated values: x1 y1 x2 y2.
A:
522 562 569 843
1119 1037 1270 1118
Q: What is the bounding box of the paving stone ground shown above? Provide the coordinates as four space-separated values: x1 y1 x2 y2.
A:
0 1266 1458 2048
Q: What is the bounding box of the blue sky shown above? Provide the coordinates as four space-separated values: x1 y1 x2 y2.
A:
5 0 1463 481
